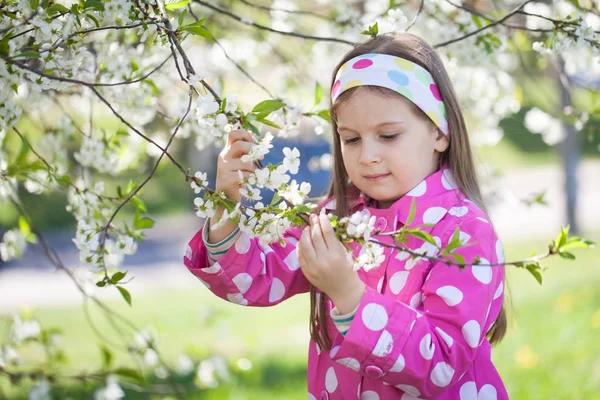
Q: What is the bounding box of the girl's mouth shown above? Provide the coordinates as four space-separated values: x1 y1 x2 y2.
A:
364 173 391 182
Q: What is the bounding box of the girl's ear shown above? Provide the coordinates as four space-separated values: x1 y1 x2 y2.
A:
432 124 450 153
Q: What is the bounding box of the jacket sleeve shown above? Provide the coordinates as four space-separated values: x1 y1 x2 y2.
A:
183 222 310 307
329 216 505 398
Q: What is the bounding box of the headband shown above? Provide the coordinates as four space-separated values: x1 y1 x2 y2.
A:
331 53 449 136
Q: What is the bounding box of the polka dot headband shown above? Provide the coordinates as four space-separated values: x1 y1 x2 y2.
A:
331 53 449 136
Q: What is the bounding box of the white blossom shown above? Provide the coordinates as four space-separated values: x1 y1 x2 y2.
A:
524 107 565 145
94 375 124 400
0 228 27 262
343 210 377 242
282 147 300 174
176 354 195 375
240 132 274 163
279 180 311 205
354 242 385 271
10 316 41 344
240 184 262 201
194 197 216 219
191 171 209 194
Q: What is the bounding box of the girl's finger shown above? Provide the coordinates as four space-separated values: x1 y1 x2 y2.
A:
227 129 253 145
228 140 253 159
319 214 336 248
299 227 316 262
310 214 328 255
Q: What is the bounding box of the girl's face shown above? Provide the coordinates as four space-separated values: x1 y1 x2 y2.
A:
335 87 449 208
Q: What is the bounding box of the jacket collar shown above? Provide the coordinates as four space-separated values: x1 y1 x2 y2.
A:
350 166 465 226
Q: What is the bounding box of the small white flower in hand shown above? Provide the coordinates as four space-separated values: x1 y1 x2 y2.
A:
282 147 300 174
191 171 209 194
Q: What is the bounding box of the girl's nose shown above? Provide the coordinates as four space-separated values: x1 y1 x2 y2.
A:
359 142 381 165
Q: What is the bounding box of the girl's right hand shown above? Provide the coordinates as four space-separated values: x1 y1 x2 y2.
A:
215 129 259 203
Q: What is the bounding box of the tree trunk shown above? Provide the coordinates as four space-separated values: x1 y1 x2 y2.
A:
557 56 580 233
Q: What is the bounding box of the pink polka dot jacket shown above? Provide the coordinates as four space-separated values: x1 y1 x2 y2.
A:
183 167 508 400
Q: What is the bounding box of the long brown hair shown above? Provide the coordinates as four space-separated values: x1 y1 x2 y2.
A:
309 32 507 350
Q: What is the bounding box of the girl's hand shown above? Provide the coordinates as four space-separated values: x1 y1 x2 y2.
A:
298 214 366 314
215 129 259 203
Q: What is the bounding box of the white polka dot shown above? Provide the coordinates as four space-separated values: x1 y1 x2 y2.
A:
325 367 338 392
232 273 253 294
202 262 222 274
360 391 380 400
390 353 405 372
329 345 340 358
459 381 477 400
315 341 321 355
377 276 385 293
227 293 248 305
436 286 464 306
407 180 427 197
372 330 394 357
410 292 422 308
472 258 492 284
389 271 410 294
449 206 468 217
459 231 471 244
337 357 360 371
479 384 498 399
485 303 492 322
404 257 421 271
284 249 300 270
323 199 337 210
362 303 389 331
419 333 435 360
476 217 489 224
308 393 317 400
286 236 299 246
234 233 251 254
493 281 504 300
401 394 421 400
423 207 447 225
431 362 455 387
396 251 410 261
395 384 420 397
185 244 192 260
435 326 454 348
269 278 285 303
259 252 266 274
462 320 481 348
258 243 274 255
496 240 504 264
409 320 416 332
442 169 458 190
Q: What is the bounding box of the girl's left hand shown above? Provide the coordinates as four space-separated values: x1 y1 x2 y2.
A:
297 214 366 314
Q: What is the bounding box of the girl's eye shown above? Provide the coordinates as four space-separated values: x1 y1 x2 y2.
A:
381 134 399 140
342 137 360 145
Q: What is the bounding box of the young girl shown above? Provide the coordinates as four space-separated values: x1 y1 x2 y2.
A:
184 32 507 400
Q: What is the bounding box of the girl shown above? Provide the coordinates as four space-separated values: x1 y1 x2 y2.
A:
184 32 507 400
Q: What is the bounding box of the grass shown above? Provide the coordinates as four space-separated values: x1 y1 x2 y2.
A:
1 232 599 399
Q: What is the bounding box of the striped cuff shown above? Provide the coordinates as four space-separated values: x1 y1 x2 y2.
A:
331 305 359 337
202 220 242 264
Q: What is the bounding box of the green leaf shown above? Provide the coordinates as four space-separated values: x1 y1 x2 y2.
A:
96 280 107 287
110 271 127 284
525 263 543 284
30 0 39 10
317 109 331 123
130 196 147 212
257 118 281 129
567 0 580 6
251 100 285 114
270 192 281 206
554 225 570 251
125 180 137 195
14 51 41 59
113 367 145 385
404 230 437 246
314 82 323 107
164 0 190 10
560 237 595 251
0 33 10 57
134 210 155 230
180 20 212 40
296 204 312 214
100 346 113 370
18 217 37 244
451 253 465 264
47 3 70 15
405 198 416 227
558 251 576 260
178 8 188 26
246 122 260 136
445 226 463 253
85 12 100 27
56 175 72 186
361 22 378 37
116 286 132 306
